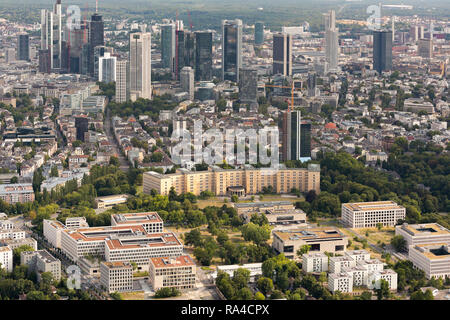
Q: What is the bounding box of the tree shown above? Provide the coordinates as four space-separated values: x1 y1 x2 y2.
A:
232 268 251 290
256 277 274 296
318 272 327 283
235 287 253 300
231 195 239 203
10 176 18 184
391 235 408 253
410 289 434 300
154 287 180 298
254 291 266 300
375 279 391 300
50 166 59 178
184 229 202 247
13 245 34 265
109 156 120 166
376 223 383 231
241 223 270 245
296 244 311 258
359 291 372 300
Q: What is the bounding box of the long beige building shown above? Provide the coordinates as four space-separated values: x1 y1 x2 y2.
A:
341 201 406 228
143 164 320 196
272 227 348 260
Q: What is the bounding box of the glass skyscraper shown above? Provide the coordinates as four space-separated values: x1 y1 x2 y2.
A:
222 19 242 82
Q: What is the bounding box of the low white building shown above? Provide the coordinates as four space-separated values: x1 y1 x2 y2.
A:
0 245 13 272
341 201 406 228
345 249 371 262
328 272 353 293
408 243 450 279
302 253 329 273
367 269 398 290
395 223 450 250
329 256 356 274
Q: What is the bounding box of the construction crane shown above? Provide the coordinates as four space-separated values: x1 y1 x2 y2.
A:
264 83 296 112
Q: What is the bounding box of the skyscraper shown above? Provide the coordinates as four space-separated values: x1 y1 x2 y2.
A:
307 72 317 97
324 10 339 71
418 38 433 59
255 22 264 45
99 53 116 83
222 19 242 82
89 13 105 75
161 24 176 71
40 0 62 71
93 46 107 80
17 34 30 61
75 116 89 142
195 31 212 81
272 32 292 76
115 60 129 103
180 66 195 100
129 33 152 101
239 68 258 104
373 30 393 74
281 110 311 161
184 31 195 69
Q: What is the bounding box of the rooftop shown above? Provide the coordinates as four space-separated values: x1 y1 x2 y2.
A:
111 212 162 225
273 227 346 242
342 201 405 212
150 255 195 269
399 223 450 236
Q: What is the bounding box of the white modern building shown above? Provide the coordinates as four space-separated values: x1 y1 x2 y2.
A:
341 201 406 228
100 261 133 293
115 60 129 103
408 243 450 279
328 272 353 293
302 253 329 273
395 223 450 250
0 245 13 273
329 256 356 274
149 255 196 290
367 269 398 290
129 32 152 101
212 263 262 281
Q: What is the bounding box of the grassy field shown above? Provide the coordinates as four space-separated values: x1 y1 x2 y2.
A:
121 291 145 300
356 227 395 246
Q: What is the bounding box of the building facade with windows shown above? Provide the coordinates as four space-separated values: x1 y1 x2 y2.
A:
149 255 196 290
341 201 406 228
100 261 133 293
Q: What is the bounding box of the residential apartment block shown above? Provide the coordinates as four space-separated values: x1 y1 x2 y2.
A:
149 255 196 291
20 250 61 281
0 245 13 273
341 201 406 228
272 227 348 260
100 261 133 293
143 164 321 197
302 253 329 273
0 183 35 204
328 272 353 293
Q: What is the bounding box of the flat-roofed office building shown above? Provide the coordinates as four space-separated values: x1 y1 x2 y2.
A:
341 201 406 228
100 261 133 293
110 212 163 234
149 255 196 291
408 243 450 279
272 227 348 260
395 223 450 250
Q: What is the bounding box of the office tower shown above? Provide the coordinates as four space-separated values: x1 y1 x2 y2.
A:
281 110 311 161
222 19 243 82
99 53 116 83
129 33 152 101
40 0 62 71
255 22 264 45
176 30 186 79
93 46 107 80
89 13 104 75
67 23 87 73
5 48 16 63
75 117 89 142
61 40 69 71
239 68 258 104
184 31 195 69
272 32 292 76
391 17 395 42
410 25 419 42
17 34 30 61
180 66 195 100
373 30 393 74
38 49 50 73
161 24 176 71
419 26 425 40
195 31 212 81
307 72 317 97
324 10 339 71
115 60 129 103
80 43 91 75
418 38 433 59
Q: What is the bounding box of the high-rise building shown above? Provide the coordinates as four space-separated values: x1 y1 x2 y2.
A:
180 66 195 100
419 26 425 40
129 32 152 101
307 72 317 97
40 0 62 71
373 30 393 74
89 13 105 75
184 31 195 69
410 25 419 42
324 10 339 71
5 48 16 63
195 31 212 81
175 30 186 79
17 34 30 61
99 53 116 83
93 46 107 80
75 116 89 142
161 24 176 71
272 32 292 76
282 110 311 161
115 60 129 103
239 68 258 104
255 22 264 45
222 19 243 82
418 38 433 59
38 49 50 73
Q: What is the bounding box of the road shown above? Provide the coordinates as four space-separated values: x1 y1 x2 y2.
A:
104 106 130 171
